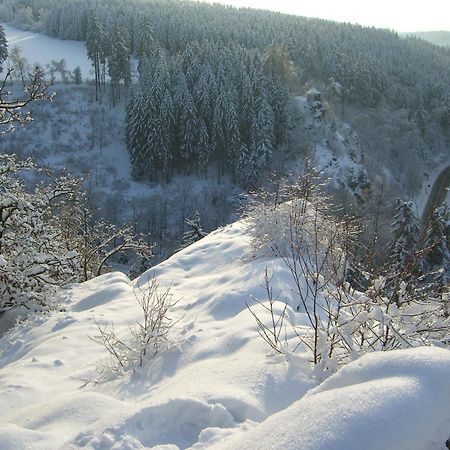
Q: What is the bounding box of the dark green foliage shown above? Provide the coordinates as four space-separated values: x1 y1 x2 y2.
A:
126 43 292 185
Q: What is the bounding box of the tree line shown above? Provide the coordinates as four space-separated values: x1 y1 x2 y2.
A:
1 0 449 123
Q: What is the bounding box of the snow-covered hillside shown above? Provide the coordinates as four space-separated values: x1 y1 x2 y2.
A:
1 222 449 450
2 22 92 79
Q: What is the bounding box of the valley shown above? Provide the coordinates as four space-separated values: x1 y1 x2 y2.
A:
0 2 449 449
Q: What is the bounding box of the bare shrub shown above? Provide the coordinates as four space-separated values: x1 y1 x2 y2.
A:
91 276 178 375
246 268 288 355
246 172 450 376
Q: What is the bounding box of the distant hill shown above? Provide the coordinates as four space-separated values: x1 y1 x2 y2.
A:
401 31 450 47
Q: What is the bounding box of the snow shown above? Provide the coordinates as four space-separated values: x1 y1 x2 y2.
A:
416 159 450 219
214 347 450 450
1 22 92 79
0 222 449 449
294 95 371 201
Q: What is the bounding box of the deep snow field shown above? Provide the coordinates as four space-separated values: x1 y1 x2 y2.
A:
2 22 92 79
0 222 449 450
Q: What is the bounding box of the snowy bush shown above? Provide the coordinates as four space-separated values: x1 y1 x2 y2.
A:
0 154 81 313
0 154 152 319
246 175 450 376
57 202 151 282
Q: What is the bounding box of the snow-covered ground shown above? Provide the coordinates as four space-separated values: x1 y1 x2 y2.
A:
294 96 371 202
415 159 450 218
1 83 239 260
2 22 92 79
1 222 449 449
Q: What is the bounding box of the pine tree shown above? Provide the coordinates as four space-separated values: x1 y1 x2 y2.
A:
86 10 107 100
73 66 82 84
251 90 275 168
0 25 7 72
181 210 206 248
424 204 450 269
135 14 158 74
390 200 421 273
237 142 258 189
108 22 131 104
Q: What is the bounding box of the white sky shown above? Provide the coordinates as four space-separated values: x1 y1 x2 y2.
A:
203 0 450 32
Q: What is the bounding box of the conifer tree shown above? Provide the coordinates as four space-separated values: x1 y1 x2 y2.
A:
126 94 149 178
108 22 131 104
263 42 295 85
390 200 421 273
180 91 198 169
197 119 212 170
237 143 258 189
136 14 157 74
424 204 450 269
73 66 82 84
86 10 107 100
181 210 206 248
0 25 7 72
251 91 275 168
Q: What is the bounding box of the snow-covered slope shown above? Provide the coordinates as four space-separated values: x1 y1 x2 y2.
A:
0 223 449 449
293 95 371 203
2 22 92 79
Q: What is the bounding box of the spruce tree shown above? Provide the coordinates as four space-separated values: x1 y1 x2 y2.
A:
237 143 258 189
181 210 206 248
390 200 421 273
251 90 275 168
180 91 198 169
0 25 7 72
73 66 82 84
136 14 157 74
108 23 131 104
86 10 106 100
424 204 450 269
197 119 212 170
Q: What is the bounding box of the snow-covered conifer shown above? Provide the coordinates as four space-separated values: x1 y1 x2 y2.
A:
135 14 158 74
390 200 421 273
251 91 275 167
181 210 206 248
108 22 131 103
0 25 7 71
424 204 450 269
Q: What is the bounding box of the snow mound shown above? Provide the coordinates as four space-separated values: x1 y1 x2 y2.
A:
0 222 449 449
212 346 450 450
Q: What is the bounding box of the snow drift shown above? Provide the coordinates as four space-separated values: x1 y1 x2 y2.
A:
0 222 449 449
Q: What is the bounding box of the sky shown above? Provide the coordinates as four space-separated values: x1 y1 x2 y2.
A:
202 0 450 32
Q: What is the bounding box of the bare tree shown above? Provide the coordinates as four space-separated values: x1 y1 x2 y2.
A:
0 67 53 135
